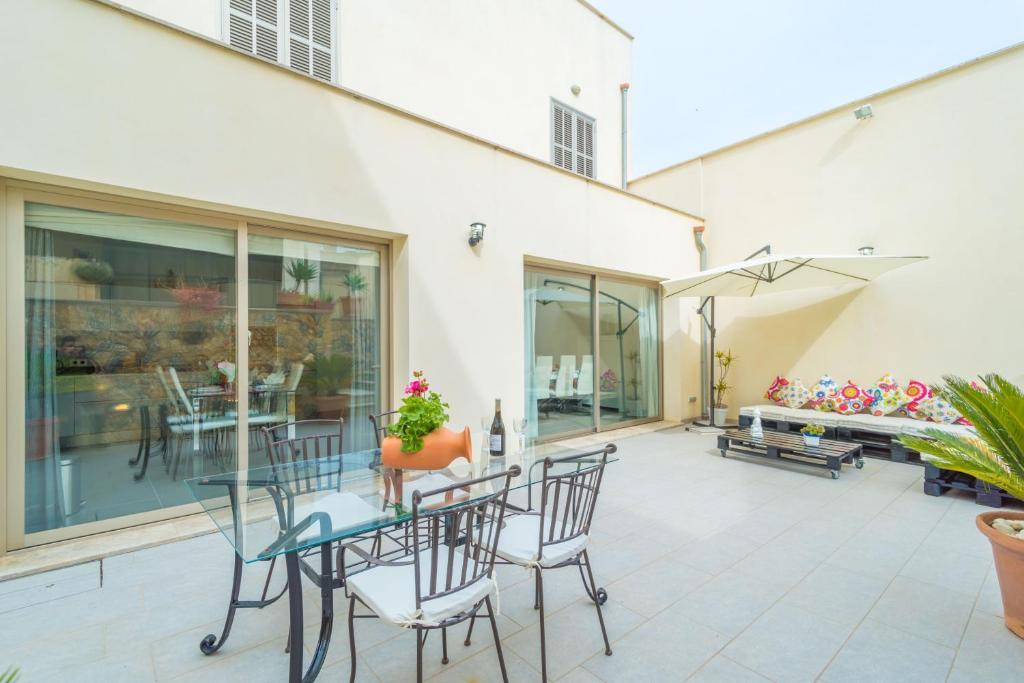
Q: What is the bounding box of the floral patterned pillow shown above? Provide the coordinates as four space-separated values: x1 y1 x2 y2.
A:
764 376 789 404
904 379 933 418
779 378 812 409
916 396 962 424
864 373 908 416
825 380 876 415
810 375 839 411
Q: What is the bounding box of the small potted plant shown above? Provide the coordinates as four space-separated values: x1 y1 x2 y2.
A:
285 258 319 296
900 375 1024 639
303 289 336 312
305 352 353 418
276 288 305 307
339 271 367 316
712 349 736 425
382 370 472 470
801 423 826 447
72 258 114 284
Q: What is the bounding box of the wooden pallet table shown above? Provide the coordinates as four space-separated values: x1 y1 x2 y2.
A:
717 429 864 479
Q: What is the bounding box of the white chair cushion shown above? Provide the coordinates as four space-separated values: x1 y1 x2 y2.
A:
348 547 494 627
277 491 381 542
494 513 588 568
398 472 465 509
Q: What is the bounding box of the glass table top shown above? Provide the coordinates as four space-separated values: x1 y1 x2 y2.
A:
185 442 616 562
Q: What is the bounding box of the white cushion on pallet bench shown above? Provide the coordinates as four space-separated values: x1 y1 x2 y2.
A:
740 405 841 427
348 547 495 627
494 513 588 568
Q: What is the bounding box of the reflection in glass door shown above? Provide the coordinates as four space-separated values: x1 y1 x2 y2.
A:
248 233 384 462
598 279 661 426
525 270 595 440
23 202 237 534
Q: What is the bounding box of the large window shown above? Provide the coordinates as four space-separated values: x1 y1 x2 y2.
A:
15 199 385 545
525 267 659 441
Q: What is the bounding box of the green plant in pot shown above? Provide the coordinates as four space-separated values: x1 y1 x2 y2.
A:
305 352 353 418
381 371 471 472
899 374 1024 638
712 349 736 425
340 271 367 316
285 258 319 296
800 423 825 447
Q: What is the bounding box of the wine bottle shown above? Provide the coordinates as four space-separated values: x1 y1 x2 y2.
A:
489 398 506 456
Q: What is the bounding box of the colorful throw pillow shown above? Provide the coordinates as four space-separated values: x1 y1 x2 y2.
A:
810 375 839 411
904 379 933 418
864 373 908 416
826 380 876 415
779 378 812 409
764 376 789 404
916 396 962 424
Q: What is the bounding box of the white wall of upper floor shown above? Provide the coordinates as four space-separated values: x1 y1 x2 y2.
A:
112 0 632 187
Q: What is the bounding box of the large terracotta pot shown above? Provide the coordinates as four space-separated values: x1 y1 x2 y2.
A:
382 426 472 470
977 510 1024 638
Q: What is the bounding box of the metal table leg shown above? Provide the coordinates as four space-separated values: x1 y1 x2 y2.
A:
284 542 334 683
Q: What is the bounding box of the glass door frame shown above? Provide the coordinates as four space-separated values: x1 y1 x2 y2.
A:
2 181 390 551
525 263 664 444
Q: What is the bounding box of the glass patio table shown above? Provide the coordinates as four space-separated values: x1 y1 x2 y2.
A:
185 441 617 682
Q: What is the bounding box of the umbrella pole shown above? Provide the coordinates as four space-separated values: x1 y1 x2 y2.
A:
709 296 716 426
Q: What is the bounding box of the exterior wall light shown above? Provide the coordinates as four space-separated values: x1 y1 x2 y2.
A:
469 222 486 247
853 104 873 120
858 246 875 255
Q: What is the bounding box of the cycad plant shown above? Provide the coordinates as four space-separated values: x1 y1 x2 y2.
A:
285 258 319 296
899 375 1024 500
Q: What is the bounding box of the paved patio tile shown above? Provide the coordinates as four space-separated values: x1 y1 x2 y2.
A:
947 611 1024 683
899 543 991 595
780 562 889 627
822 619 956 682
674 569 790 637
606 553 712 618
722 602 853 682
686 655 771 682
866 575 974 648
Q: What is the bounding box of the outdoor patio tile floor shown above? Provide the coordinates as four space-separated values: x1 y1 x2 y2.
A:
1 426 1019 682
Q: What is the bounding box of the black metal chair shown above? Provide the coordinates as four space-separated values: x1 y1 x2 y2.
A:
468 444 615 682
342 466 520 683
369 409 399 447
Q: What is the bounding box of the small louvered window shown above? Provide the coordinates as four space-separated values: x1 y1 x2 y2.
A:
552 101 595 179
225 0 335 82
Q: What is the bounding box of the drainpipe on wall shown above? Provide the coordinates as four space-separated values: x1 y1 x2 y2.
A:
620 82 630 189
693 225 709 421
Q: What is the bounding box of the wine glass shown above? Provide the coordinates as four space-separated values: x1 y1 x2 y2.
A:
513 417 528 454
480 416 491 457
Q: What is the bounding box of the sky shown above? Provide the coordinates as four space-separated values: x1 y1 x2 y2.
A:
589 0 1024 178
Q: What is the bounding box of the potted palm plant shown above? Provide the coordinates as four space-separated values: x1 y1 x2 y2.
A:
713 349 736 425
339 271 367 316
899 375 1024 638
285 258 319 296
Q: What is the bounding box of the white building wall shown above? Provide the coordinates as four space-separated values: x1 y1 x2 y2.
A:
111 0 632 186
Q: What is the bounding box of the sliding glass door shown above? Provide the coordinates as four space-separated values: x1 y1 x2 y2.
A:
525 267 661 441
11 192 388 548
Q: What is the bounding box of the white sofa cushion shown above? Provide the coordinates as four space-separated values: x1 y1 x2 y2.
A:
348 547 494 627
835 412 908 436
494 513 588 568
740 405 840 427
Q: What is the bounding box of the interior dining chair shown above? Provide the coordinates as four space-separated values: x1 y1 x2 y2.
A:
342 466 520 683
165 366 235 478
465 444 616 682
577 354 595 405
534 355 554 417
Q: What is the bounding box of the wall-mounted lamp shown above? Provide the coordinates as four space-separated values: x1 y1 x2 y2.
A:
858 246 875 256
468 222 486 247
853 104 873 120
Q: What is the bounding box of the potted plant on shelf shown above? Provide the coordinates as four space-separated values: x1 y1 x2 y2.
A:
713 349 736 425
382 370 472 470
899 375 1024 638
276 288 305 307
339 271 367 316
303 289 336 312
305 352 354 418
285 258 319 296
801 423 825 447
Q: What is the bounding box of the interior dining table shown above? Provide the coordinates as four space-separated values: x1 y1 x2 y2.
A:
185 441 618 682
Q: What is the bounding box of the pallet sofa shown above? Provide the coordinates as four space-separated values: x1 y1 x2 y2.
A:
738 404 1020 507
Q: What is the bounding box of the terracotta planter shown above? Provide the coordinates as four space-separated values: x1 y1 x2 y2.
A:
977 510 1024 638
382 426 472 470
276 291 305 308
313 394 350 419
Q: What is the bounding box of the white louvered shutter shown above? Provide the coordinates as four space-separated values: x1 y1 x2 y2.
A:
228 0 279 62
287 0 334 81
551 101 595 179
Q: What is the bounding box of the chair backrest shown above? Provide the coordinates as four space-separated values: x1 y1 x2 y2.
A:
534 356 553 397
555 355 576 397
410 466 519 616
286 362 305 391
155 365 176 404
536 444 614 555
262 418 345 492
577 355 594 396
368 409 400 447
167 367 194 416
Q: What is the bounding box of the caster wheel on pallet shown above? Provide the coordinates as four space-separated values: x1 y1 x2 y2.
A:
856 458 864 469
596 588 608 605
830 470 840 480
720 450 727 458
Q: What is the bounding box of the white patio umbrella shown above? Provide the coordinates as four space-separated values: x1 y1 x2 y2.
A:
663 250 928 426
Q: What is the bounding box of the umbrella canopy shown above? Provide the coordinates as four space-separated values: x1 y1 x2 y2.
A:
662 254 927 299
